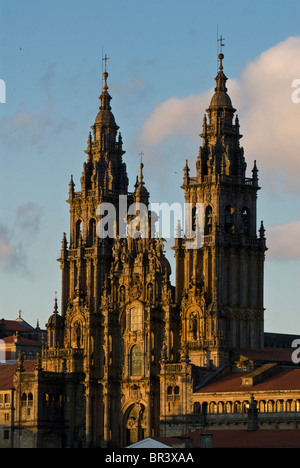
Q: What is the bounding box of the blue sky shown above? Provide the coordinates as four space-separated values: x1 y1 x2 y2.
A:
0 0 300 335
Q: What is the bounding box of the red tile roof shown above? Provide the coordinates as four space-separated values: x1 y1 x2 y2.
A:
183 429 300 448
0 361 36 390
151 436 188 447
195 368 300 393
0 320 33 332
2 335 40 345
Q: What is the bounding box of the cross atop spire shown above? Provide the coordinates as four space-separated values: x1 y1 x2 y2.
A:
103 53 109 73
218 34 225 54
54 291 58 314
101 53 110 92
217 34 225 71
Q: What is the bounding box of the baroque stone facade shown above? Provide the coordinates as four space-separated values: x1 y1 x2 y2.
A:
1 53 300 448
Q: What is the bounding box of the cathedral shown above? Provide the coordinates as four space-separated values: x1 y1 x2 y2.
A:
2 51 300 449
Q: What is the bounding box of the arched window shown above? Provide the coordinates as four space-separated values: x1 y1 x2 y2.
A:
242 401 249 413
21 393 27 407
192 206 198 233
76 220 82 246
225 205 234 234
286 399 292 412
268 400 275 412
210 401 217 414
130 345 142 376
28 393 33 407
259 400 267 413
226 401 232 414
202 402 208 415
88 218 96 245
130 307 142 331
43 393 50 407
205 206 212 235
277 400 284 412
193 402 201 415
241 208 249 235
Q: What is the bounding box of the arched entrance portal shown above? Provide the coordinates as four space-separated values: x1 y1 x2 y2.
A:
125 404 147 446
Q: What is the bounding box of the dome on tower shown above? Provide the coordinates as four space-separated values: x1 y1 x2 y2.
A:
134 162 149 204
209 53 234 110
95 108 116 125
95 71 118 127
46 294 63 328
209 88 233 108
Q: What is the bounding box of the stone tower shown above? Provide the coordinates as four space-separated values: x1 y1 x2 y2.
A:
43 69 134 445
59 68 130 321
173 53 267 368
99 164 177 446
43 67 176 447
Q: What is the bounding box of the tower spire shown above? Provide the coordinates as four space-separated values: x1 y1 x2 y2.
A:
54 291 58 314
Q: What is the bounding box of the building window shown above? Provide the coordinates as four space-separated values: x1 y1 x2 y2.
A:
193 402 201 415
76 220 83 246
225 205 234 234
3 430 9 440
88 218 96 245
241 208 249 235
130 345 142 376
21 393 27 407
130 307 142 332
28 393 33 407
205 206 212 235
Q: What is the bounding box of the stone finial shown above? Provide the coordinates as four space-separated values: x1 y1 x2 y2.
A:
35 353 43 372
247 394 259 431
16 352 24 373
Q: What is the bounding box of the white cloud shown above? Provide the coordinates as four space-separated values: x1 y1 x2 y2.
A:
267 220 300 260
236 36 300 192
140 91 211 146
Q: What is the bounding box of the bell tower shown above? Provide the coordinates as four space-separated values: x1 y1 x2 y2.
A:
43 67 135 446
45 62 176 447
174 52 267 368
59 68 132 321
